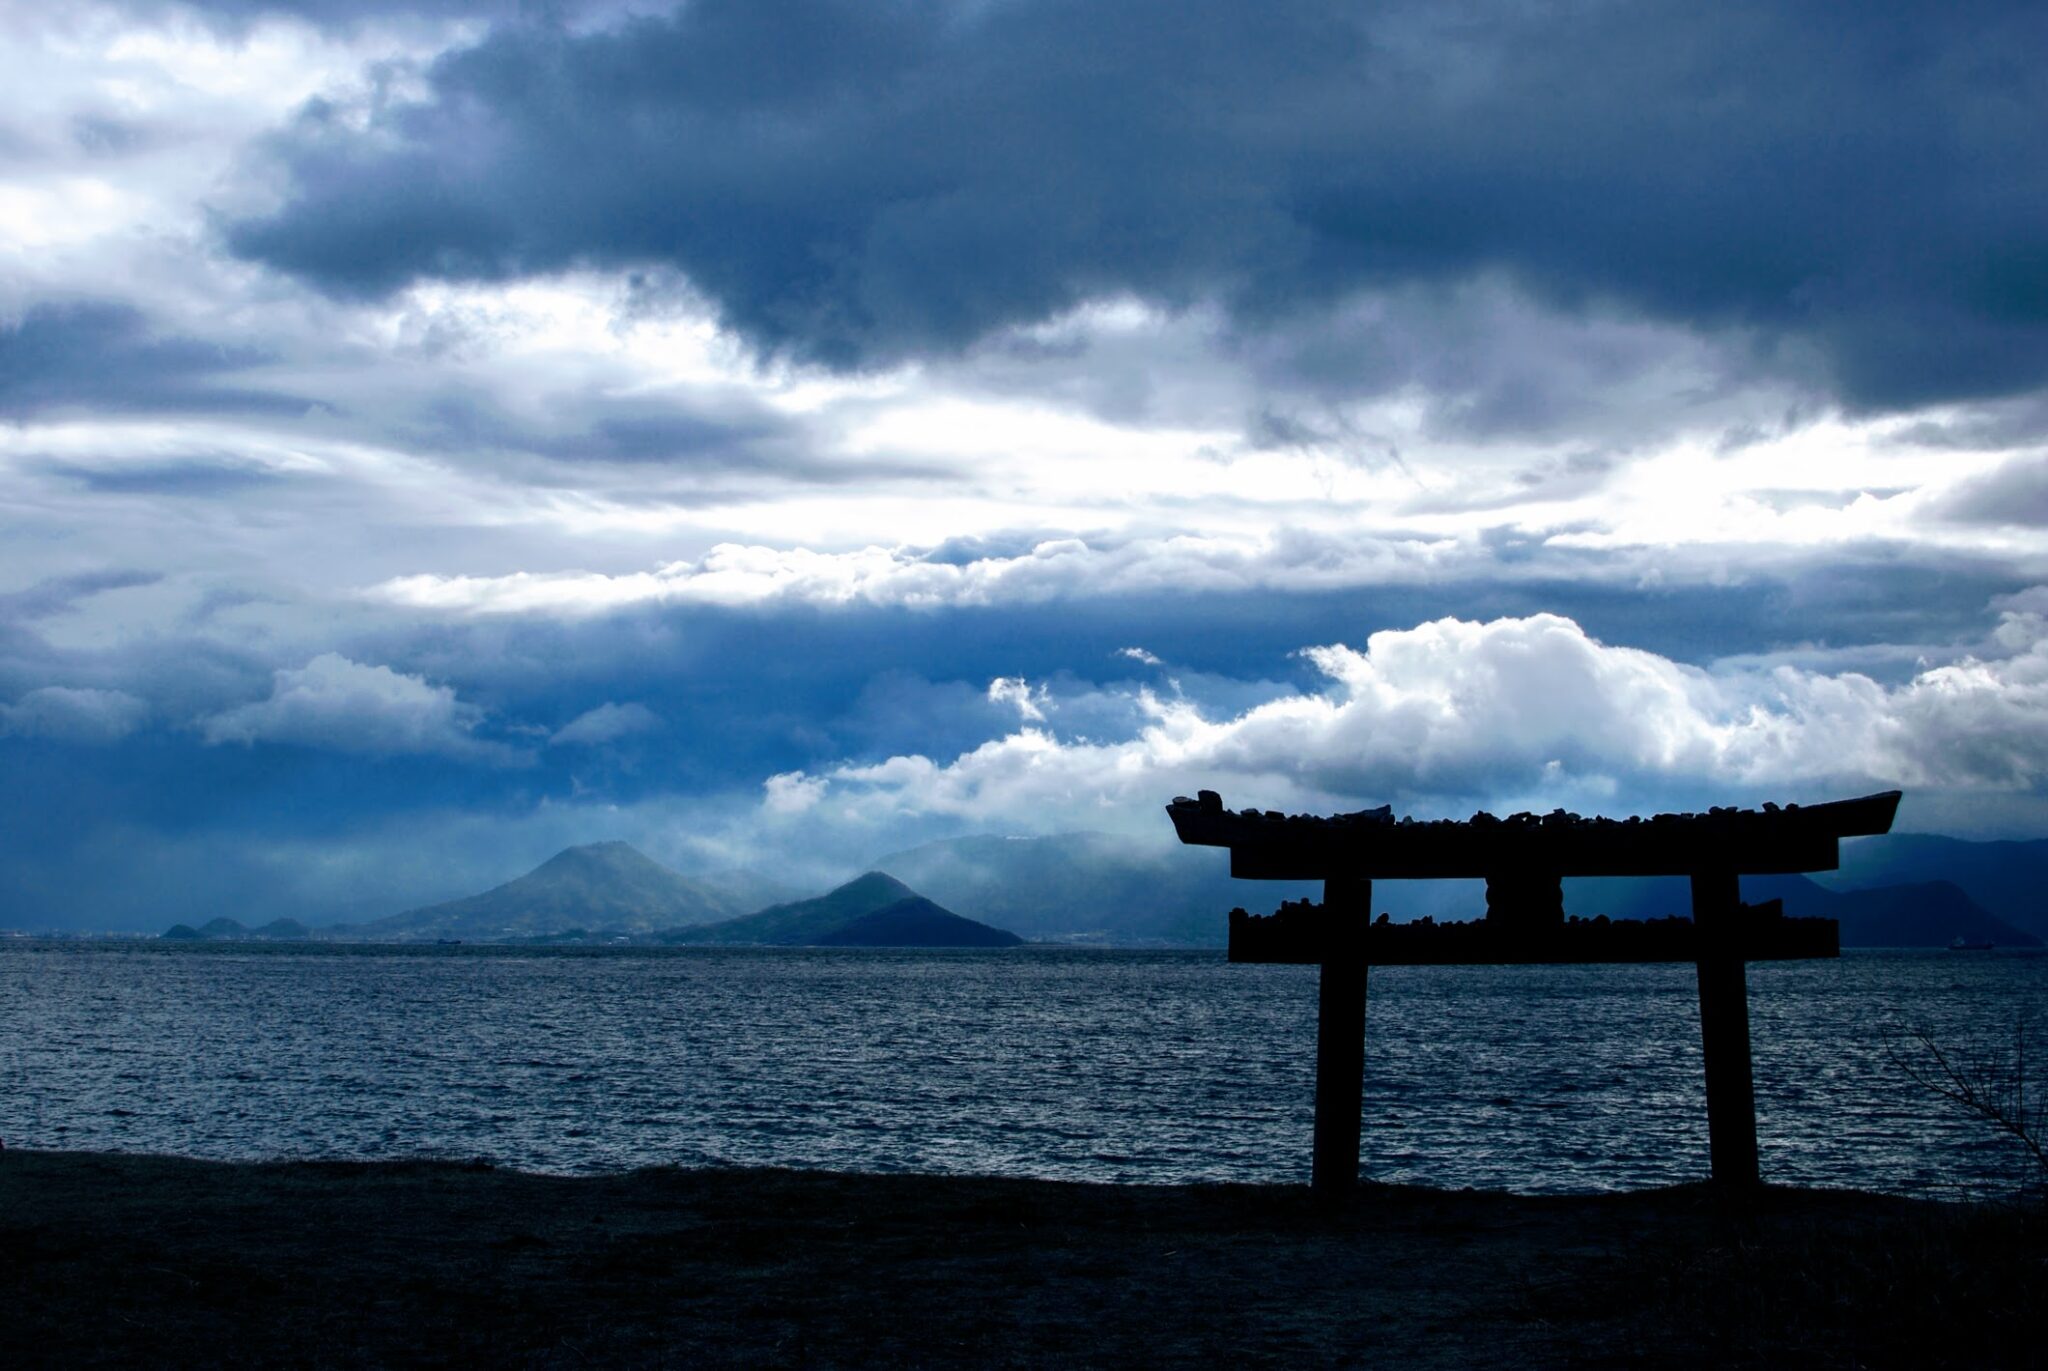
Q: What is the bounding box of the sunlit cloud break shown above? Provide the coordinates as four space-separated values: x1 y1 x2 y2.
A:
775 611 2048 830
368 535 1454 614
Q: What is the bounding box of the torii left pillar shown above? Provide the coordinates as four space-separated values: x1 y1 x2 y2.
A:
1312 876 1371 1192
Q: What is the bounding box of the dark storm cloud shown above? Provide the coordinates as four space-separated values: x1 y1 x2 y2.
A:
226 0 2048 411
0 302 301 417
401 392 941 489
1932 457 2048 528
569 414 782 464
36 456 292 495
69 114 151 158
0 592 267 724
1888 394 2048 453
409 393 781 465
112 0 523 25
0 570 161 624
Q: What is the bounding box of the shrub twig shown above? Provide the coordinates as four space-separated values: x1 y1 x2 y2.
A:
1885 1016 2048 1197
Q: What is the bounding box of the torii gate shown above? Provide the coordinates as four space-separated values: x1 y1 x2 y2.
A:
1166 789 1902 1191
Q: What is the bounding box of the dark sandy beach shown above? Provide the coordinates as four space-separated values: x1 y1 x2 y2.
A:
2 1150 2040 1368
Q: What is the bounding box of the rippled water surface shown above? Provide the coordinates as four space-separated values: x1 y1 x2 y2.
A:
2 942 2042 1195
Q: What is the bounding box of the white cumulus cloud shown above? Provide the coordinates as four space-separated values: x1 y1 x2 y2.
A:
761 770 828 815
200 653 525 764
791 609 2048 830
987 676 1048 722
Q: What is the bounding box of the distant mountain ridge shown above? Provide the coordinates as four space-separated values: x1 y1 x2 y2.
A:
1748 875 2037 948
870 829 2042 949
1546 872 2036 948
246 847 1028 947
872 832 1319 945
1821 832 2048 941
1386 871 2038 948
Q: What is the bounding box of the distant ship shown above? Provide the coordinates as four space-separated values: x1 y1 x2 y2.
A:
1948 936 1995 951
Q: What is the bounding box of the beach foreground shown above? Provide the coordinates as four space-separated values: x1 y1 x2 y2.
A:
3 1151 2040 1368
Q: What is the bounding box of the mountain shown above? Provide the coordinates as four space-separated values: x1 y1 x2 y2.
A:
1818 833 2048 941
347 842 753 941
658 871 913 943
871 832 1319 945
817 898 1024 947
660 872 1021 946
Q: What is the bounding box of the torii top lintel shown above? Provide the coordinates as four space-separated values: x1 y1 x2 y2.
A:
1165 790 1901 881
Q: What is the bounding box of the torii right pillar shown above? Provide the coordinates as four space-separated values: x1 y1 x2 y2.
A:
1311 876 1370 1192
1690 869 1760 1187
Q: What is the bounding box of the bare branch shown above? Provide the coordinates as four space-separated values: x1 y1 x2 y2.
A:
1885 1015 2048 1196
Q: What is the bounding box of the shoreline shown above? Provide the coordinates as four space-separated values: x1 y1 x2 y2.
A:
5 1149 2041 1367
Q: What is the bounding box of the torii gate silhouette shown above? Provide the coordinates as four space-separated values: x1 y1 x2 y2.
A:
1167 789 1902 1192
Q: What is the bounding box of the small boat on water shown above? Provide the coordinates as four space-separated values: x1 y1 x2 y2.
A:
1948 936 1995 951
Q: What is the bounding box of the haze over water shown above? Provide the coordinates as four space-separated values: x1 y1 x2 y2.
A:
4 943 2041 1197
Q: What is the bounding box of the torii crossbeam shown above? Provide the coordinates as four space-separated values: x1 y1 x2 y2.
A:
1166 789 1902 1191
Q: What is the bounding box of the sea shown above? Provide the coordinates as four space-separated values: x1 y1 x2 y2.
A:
2 942 2042 1197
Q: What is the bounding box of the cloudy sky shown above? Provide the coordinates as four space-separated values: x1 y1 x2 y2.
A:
4 0 2046 929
